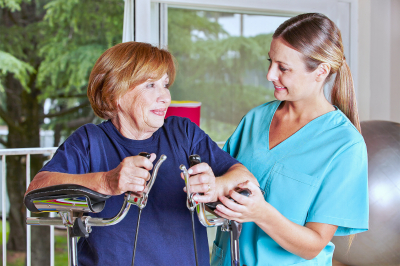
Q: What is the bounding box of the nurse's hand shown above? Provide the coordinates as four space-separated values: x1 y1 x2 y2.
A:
182 162 217 203
213 180 268 223
102 153 156 195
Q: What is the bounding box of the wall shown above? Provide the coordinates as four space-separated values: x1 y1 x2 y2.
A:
358 0 400 123
390 0 400 122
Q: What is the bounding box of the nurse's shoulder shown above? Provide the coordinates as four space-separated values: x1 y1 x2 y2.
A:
327 109 366 156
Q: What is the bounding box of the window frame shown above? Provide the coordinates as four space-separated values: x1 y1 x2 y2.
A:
126 0 359 101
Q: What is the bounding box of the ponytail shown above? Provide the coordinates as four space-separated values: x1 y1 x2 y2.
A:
331 58 361 133
273 13 362 134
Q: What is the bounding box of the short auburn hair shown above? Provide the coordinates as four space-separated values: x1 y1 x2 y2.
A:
87 42 176 120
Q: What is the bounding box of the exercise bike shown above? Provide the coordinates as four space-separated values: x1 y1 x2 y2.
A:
24 153 167 266
24 153 252 266
180 154 262 266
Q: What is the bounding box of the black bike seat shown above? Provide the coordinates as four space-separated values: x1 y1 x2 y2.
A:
24 184 111 213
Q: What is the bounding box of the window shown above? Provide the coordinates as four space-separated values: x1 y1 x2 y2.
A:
167 8 289 142
134 1 357 136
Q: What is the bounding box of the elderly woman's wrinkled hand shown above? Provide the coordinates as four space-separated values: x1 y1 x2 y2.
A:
182 162 217 203
102 153 156 195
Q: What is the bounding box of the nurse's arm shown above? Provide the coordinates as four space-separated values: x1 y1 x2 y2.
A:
188 163 258 203
214 163 259 199
215 181 338 260
256 209 338 260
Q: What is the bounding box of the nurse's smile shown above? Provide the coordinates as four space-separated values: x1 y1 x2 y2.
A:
274 85 287 91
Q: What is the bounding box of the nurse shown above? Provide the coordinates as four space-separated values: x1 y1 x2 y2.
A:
211 13 368 266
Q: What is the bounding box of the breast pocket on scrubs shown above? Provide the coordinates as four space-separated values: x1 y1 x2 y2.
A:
264 162 319 225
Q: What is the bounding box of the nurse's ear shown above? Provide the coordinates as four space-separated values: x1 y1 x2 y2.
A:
315 63 330 82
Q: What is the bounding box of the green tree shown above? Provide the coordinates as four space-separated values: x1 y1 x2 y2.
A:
168 9 275 141
0 0 123 264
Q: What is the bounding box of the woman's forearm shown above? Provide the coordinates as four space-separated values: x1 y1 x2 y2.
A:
255 202 337 259
26 155 156 197
25 171 108 196
215 163 259 198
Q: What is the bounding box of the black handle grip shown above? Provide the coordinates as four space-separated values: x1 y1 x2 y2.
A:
189 154 201 167
138 152 151 159
205 187 251 211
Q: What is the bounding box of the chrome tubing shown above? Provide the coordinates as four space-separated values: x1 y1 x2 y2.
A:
26 194 132 228
67 227 79 266
195 203 225 227
180 164 199 266
85 193 132 227
26 217 66 226
131 154 167 266
147 154 167 193
27 155 168 229
180 164 225 227
180 165 196 210
128 155 167 209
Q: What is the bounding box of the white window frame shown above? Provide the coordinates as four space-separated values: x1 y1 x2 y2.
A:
125 0 359 99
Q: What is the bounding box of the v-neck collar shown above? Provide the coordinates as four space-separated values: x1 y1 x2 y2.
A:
266 101 339 152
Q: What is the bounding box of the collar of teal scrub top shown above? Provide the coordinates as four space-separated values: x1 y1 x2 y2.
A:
258 100 340 158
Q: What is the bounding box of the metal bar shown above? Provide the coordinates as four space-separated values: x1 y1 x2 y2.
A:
50 212 55 266
0 147 57 156
26 217 65 226
2 155 6 266
26 154 31 266
49 151 55 266
67 227 78 266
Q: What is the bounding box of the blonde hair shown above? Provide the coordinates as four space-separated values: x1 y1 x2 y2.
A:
273 13 361 133
87 42 176 120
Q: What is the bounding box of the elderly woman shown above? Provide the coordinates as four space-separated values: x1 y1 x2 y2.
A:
26 42 256 266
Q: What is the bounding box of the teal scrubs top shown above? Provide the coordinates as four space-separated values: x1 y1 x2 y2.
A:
212 100 369 266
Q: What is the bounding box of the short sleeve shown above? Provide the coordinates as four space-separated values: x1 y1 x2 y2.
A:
222 117 247 158
40 128 90 175
306 141 369 236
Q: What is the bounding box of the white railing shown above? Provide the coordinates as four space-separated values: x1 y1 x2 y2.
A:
0 147 57 266
0 143 226 265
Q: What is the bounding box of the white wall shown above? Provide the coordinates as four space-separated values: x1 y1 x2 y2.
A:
390 0 400 122
358 0 400 123
358 0 371 121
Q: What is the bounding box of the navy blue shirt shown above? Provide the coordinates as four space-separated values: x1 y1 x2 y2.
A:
41 117 238 266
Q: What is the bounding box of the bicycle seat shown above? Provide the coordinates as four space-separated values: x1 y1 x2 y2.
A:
24 184 111 213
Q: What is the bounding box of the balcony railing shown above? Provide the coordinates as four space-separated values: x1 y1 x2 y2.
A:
0 147 57 266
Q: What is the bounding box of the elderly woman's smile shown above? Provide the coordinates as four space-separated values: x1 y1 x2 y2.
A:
113 73 171 140
151 108 168 116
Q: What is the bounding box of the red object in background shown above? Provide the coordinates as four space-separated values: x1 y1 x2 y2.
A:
165 101 201 126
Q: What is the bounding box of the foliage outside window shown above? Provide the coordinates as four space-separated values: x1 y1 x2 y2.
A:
168 8 288 142
0 1 123 265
